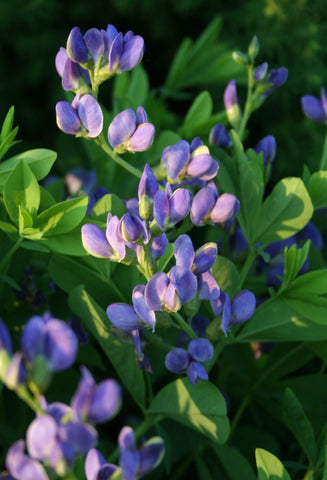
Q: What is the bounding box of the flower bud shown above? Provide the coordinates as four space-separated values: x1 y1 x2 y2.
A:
248 35 260 61
232 50 248 66
224 80 242 128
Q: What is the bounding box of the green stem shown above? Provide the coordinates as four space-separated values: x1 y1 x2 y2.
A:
239 248 257 287
230 393 251 438
172 311 197 339
319 128 327 170
302 468 315 480
0 237 23 273
238 65 254 141
95 134 142 179
15 385 43 414
207 338 226 373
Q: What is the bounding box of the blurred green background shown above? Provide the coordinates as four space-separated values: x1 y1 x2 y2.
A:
1 0 327 178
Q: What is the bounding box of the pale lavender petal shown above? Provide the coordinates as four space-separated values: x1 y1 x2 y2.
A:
55 47 68 78
153 190 169 230
210 193 240 223
106 215 126 259
132 285 156 330
62 421 97 455
85 448 106 480
108 109 137 148
107 303 145 331
118 426 136 450
144 272 169 310
21 316 44 362
165 348 190 373
193 243 217 274
84 28 104 64
43 319 78 371
78 95 103 138
188 338 214 363
128 123 155 152
6 441 49 480
254 62 268 81
224 79 238 110
150 234 168 259
138 164 158 200
71 366 95 420
190 185 217 225
106 24 119 44
109 32 123 71
26 415 58 460
163 283 180 312
174 234 194 269
89 379 122 423
136 106 147 124
118 35 144 72
169 188 192 225
197 271 220 300
56 101 81 135
162 140 190 181
82 223 113 258
169 266 197 304
61 59 90 91
66 27 89 63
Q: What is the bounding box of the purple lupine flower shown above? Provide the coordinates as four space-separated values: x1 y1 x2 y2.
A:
65 167 97 195
224 79 242 128
138 164 159 220
119 213 150 245
108 107 155 153
107 284 156 331
145 267 197 313
56 93 103 138
82 213 134 263
118 426 164 480
55 47 90 91
5 440 49 480
71 366 121 424
209 124 232 149
21 313 78 373
262 67 288 97
85 448 118 480
254 62 268 81
301 87 327 124
26 401 97 476
149 233 169 259
165 338 214 385
190 181 239 226
153 184 192 231
5 353 27 390
211 289 256 335
254 135 277 169
104 25 145 74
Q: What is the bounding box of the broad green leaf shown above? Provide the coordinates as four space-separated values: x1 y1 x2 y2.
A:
212 444 256 480
256 448 291 480
36 196 88 236
0 221 18 235
211 255 240 297
283 294 327 325
0 106 15 143
127 65 149 107
282 387 317 465
68 286 146 409
91 193 126 222
237 297 327 342
285 269 327 295
49 254 120 308
180 91 213 137
149 378 230 444
3 160 40 224
0 149 57 185
0 127 20 161
164 37 193 91
18 205 33 233
309 171 327 210
32 230 87 256
254 177 313 245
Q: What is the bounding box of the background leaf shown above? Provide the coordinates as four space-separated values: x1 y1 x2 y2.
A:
256 448 292 480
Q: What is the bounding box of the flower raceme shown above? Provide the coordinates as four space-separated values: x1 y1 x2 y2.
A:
108 107 155 153
56 93 103 138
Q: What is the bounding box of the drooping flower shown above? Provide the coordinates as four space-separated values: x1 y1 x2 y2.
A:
301 87 327 124
108 107 155 153
118 426 164 480
165 338 214 385
211 289 256 335
56 93 103 138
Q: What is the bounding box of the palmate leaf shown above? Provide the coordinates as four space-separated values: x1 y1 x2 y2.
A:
148 378 230 444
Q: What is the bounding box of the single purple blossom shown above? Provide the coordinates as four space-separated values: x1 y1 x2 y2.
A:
55 47 90 91
138 164 159 220
211 289 256 335
85 448 118 480
224 80 242 127
153 184 192 231
254 135 277 169
209 124 231 148
0 318 13 355
301 87 327 124
108 107 155 153
118 426 164 480
56 93 103 138
6 440 49 480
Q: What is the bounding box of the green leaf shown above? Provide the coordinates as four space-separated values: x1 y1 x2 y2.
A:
49 254 120 309
18 205 33 233
91 193 126 222
256 448 292 480
68 286 146 409
283 240 311 286
0 127 20 161
282 387 317 465
148 378 230 444
286 270 327 295
36 196 88 236
164 37 193 91
212 444 257 480
0 149 57 186
283 294 327 325
180 91 213 137
237 297 327 342
211 255 240 297
0 106 15 143
309 171 327 210
3 160 40 224
127 65 149 107
31 230 87 256
254 177 313 245
323 445 327 480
